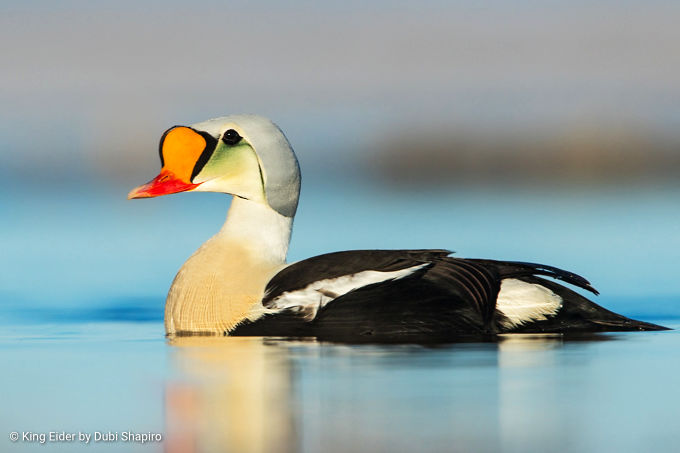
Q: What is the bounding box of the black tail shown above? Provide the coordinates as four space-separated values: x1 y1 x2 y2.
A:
511 276 669 332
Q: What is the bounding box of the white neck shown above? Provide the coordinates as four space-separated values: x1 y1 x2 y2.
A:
216 196 293 264
165 196 293 335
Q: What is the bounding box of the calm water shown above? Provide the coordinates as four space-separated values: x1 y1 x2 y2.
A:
2 320 679 453
2 182 680 452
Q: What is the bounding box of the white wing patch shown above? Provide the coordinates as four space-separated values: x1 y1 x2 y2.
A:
266 264 428 320
496 278 563 329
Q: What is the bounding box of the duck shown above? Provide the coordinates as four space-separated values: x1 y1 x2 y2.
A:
128 114 667 341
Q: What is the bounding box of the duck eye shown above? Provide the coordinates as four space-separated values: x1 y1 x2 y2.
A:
222 129 242 146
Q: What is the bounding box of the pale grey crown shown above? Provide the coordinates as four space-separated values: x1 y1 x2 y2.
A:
191 114 301 218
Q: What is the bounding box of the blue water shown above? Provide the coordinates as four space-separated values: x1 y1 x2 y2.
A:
2 182 680 452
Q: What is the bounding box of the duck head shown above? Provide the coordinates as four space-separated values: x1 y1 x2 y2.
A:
128 115 301 218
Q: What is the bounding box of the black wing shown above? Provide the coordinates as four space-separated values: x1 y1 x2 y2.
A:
238 250 501 339
229 250 667 341
261 249 451 304
468 259 599 295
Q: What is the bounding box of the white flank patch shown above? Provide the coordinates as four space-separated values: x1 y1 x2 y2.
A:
267 264 428 320
496 278 563 329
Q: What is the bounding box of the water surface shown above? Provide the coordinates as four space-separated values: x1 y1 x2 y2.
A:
2 319 679 453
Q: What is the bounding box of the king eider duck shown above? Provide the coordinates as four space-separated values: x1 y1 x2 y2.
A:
128 114 666 340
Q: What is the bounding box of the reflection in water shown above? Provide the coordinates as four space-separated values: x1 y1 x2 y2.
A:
160 331 660 453
498 334 565 450
165 336 298 453
496 333 615 452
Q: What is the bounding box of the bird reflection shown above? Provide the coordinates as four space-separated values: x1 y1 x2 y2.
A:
163 332 621 453
496 332 618 450
165 336 298 453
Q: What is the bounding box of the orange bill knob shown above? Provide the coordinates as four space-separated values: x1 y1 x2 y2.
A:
128 126 212 199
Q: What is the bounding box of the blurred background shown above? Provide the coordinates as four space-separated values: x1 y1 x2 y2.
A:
2 0 678 312
2 2 680 452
